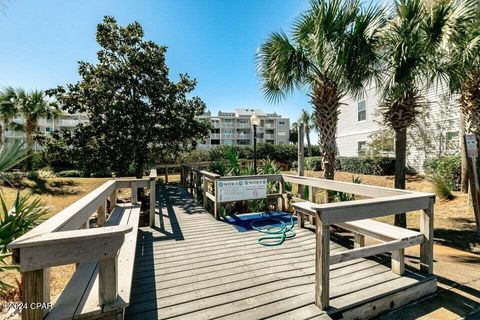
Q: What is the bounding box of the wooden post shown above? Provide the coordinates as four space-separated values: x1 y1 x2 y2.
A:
298 123 305 198
22 268 50 320
203 176 208 209
279 179 286 211
420 198 434 274
213 178 219 220
354 233 365 248
109 191 116 212
195 170 201 197
189 168 194 195
131 181 138 203
97 201 106 227
391 249 405 275
308 186 315 203
149 176 156 227
315 217 330 309
464 134 480 236
98 256 118 306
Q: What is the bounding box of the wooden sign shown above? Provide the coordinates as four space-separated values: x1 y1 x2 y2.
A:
216 178 267 203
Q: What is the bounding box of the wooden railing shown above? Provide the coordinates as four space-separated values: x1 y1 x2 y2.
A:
178 170 435 310
8 170 157 320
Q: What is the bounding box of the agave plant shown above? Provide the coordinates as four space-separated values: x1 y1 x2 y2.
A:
333 176 363 202
0 191 48 253
0 141 47 296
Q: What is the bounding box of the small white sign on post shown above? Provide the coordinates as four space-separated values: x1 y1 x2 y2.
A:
216 178 267 203
466 134 478 158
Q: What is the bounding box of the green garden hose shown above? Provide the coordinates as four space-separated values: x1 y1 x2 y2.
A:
250 213 296 246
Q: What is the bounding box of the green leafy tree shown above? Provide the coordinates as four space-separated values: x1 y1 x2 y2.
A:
47 16 210 177
379 0 472 227
257 0 386 185
289 122 299 144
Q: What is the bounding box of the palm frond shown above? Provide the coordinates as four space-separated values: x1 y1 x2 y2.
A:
256 31 311 103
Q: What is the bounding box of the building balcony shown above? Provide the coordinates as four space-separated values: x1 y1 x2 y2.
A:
59 119 79 126
210 133 221 139
222 123 235 128
236 123 250 128
237 134 251 139
222 133 235 139
4 131 25 138
264 134 276 139
264 123 276 129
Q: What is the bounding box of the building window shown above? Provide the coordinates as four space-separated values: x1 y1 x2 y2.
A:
278 130 286 136
46 127 52 132
211 139 220 145
278 120 286 125
238 140 250 145
223 139 233 145
357 100 366 121
358 140 367 156
223 129 233 134
278 140 285 145
211 128 220 133
446 131 459 141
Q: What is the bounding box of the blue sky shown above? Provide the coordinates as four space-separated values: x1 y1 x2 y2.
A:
0 0 317 140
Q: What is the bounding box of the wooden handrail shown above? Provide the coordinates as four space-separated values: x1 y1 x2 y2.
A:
11 225 131 272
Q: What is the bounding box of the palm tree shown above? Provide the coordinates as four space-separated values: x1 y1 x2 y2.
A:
10 89 58 171
257 0 385 183
379 0 473 227
444 0 479 195
299 109 314 157
0 87 19 144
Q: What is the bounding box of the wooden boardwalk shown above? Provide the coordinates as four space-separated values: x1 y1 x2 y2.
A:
125 184 436 320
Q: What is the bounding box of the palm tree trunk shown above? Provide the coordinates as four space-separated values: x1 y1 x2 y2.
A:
460 113 468 193
0 123 3 144
310 80 341 202
25 118 36 171
305 127 312 157
394 128 407 228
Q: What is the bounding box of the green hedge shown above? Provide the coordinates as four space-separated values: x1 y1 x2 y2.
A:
335 156 396 175
424 156 461 191
56 170 83 177
305 157 322 171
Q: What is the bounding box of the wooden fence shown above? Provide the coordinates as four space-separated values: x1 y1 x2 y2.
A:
178 169 436 310
9 170 157 320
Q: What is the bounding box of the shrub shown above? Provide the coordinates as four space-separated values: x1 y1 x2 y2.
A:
56 170 83 177
427 173 454 200
424 156 461 191
26 171 39 180
336 156 396 175
305 157 322 171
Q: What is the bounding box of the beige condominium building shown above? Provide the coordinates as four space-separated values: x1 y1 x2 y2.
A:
196 109 290 149
3 111 88 150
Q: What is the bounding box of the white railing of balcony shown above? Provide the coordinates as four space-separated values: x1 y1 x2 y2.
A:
4 131 25 138
210 133 221 139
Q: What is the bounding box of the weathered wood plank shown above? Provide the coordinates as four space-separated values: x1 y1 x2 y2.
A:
22 268 50 320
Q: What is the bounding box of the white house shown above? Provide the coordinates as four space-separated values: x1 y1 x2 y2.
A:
337 83 461 172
